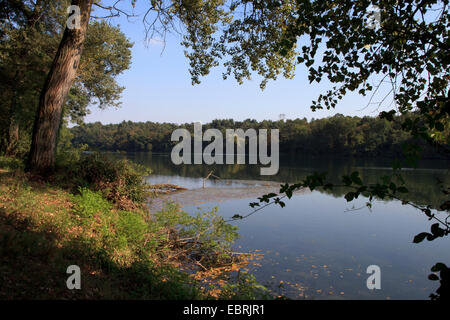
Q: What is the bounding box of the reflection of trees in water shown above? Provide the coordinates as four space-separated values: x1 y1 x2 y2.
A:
111 152 450 300
115 153 449 211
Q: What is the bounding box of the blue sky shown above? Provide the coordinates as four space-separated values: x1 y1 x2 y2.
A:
84 2 391 125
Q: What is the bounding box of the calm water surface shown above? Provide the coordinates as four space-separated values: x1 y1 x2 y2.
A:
113 152 449 299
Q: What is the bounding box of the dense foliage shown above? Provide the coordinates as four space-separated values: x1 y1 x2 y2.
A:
0 0 448 300
70 114 446 158
246 0 449 299
0 0 132 159
0 168 266 299
279 0 449 140
54 154 151 210
0 0 302 172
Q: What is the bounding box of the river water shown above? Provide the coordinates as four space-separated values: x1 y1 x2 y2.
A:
112 152 449 299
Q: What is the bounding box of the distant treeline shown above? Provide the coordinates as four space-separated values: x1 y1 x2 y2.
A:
70 114 444 158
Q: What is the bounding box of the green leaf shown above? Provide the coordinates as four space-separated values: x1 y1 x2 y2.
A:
286 189 293 199
344 192 355 202
413 232 429 243
431 263 447 272
428 274 439 281
249 202 260 208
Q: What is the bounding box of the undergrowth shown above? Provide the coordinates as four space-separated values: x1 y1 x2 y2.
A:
0 156 271 299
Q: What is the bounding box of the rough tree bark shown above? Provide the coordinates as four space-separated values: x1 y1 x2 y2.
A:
28 0 93 174
5 119 19 157
5 70 20 157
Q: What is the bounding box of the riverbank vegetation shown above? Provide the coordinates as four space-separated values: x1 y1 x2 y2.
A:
0 155 270 299
0 0 448 301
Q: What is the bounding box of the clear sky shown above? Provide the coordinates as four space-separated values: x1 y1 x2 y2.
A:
84 2 392 125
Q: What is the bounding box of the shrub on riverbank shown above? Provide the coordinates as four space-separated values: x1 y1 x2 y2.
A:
52 153 151 210
0 170 196 298
0 157 270 299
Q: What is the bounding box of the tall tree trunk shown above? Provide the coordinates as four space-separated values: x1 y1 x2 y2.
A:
5 71 20 157
5 119 19 157
28 0 93 174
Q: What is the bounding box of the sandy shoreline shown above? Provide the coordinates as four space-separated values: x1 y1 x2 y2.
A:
147 179 309 212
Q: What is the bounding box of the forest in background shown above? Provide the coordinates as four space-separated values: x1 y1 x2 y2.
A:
70 113 447 159
0 0 448 301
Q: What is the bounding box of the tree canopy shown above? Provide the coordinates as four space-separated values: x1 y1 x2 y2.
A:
0 0 132 157
70 114 445 159
277 0 448 144
2 0 304 172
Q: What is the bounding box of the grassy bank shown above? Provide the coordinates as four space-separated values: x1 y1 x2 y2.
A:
0 156 269 299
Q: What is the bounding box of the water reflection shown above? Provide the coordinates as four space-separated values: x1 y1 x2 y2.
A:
112 152 449 299
114 152 449 209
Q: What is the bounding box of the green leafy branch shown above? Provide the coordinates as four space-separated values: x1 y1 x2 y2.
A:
243 170 449 244
428 262 450 300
